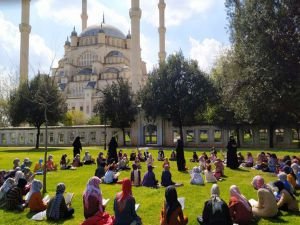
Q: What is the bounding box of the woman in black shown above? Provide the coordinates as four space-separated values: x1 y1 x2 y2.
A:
72 136 82 158
108 137 118 164
176 139 186 171
226 136 239 169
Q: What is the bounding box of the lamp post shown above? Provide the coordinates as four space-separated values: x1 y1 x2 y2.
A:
137 104 142 148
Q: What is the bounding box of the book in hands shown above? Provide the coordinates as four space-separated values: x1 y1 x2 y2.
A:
178 197 185 210
103 198 110 206
135 203 140 211
65 192 74 205
43 195 50 204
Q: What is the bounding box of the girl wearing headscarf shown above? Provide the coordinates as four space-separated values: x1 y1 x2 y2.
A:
161 165 175 187
142 165 158 188
14 171 25 185
291 163 300 188
199 184 232 225
27 179 47 212
228 185 252 225
283 166 297 189
250 176 278 218
190 166 204 185
5 178 27 211
277 172 294 194
46 183 74 221
34 159 44 174
113 178 141 225
273 181 298 212
0 178 14 208
160 186 188 225
83 176 103 219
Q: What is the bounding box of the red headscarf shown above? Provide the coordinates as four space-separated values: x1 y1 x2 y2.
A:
116 178 132 212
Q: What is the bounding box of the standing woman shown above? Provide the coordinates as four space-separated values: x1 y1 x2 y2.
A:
83 176 104 219
108 137 118 164
160 186 188 225
113 178 142 225
226 136 239 169
175 139 186 171
72 136 82 158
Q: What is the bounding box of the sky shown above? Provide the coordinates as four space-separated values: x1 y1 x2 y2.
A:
0 0 230 82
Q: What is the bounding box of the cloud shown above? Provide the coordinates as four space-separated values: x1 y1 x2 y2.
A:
142 0 217 27
189 37 229 73
0 12 56 79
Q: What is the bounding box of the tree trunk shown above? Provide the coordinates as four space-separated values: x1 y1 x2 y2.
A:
297 127 300 149
179 118 184 147
269 124 274 148
35 125 40 149
43 109 48 194
235 126 241 148
122 128 126 146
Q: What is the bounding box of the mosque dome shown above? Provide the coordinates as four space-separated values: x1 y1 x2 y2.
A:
80 23 126 39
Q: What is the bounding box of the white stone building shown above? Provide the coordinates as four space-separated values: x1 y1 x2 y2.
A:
51 0 153 119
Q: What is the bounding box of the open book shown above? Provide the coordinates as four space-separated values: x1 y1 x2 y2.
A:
103 198 110 206
135 203 140 211
65 192 74 205
248 199 257 207
43 195 50 204
178 197 185 210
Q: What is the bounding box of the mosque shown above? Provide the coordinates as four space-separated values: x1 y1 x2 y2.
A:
19 0 167 119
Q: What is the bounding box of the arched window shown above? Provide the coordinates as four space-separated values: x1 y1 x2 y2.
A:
78 51 97 67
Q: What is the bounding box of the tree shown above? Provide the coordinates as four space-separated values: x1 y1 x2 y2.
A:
63 110 87 126
139 51 216 146
8 74 67 149
94 79 137 146
225 0 300 147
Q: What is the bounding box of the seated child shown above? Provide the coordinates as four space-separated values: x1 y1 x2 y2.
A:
204 165 217 183
27 179 47 212
291 163 300 189
162 158 170 168
129 150 136 161
157 148 165 161
237 152 245 166
82 151 95 165
190 151 199 162
60 154 71 170
33 159 44 174
190 166 204 185
161 165 175 187
72 154 83 167
118 155 130 170
21 158 32 171
103 165 119 184
130 164 141 186
137 150 145 162
198 154 207 172
146 153 154 166
118 150 123 162
254 152 268 170
46 155 57 171
265 153 278 173
214 159 224 179
210 148 217 163
96 152 106 166
142 165 158 188
13 158 21 170
133 157 141 169
95 162 106 179
23 167 35 183
169 150 177 161
241 152 254 167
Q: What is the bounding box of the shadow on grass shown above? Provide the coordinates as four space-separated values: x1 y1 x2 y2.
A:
0 148 67 153
228 167 250 172
263 211 289 223
25 211 74 224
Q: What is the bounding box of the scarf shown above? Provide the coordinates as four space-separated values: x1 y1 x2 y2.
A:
116 178 132 212
0 178 14 193
14 171 25 185
48 183 65 220
229 185 251 211
251 175 266 190
83 176 102 211
165 186 181 223
25 179 42 203
273 180 295 199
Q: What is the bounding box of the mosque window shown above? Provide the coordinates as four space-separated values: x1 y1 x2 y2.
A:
78 51 97 67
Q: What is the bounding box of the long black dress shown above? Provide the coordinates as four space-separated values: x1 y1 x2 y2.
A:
176 139 186 171
72 136 82 158
226 138 239 169
108 137 118 163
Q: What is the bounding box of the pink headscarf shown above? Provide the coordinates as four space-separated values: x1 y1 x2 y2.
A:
230 185 252 212
83 176 102 211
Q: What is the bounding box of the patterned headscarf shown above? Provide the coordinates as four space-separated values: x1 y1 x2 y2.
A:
14 171 25 185
229 185 251 211
83 176 102 211
211 184 220 197
277 172 287 182
0 178 14 193
291 163 299 174
48 183 66 220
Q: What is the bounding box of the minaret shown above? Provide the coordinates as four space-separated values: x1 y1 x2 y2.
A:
19 0 31 84
81 0 88 31
129 0 142 92
158 0 166 62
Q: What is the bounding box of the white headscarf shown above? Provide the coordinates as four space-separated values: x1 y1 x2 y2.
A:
211 184 220 200
14 171 25 185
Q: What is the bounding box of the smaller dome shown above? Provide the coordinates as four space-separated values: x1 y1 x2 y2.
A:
71 26 77 36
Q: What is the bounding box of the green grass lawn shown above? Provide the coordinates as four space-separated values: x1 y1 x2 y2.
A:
0 146 299 225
